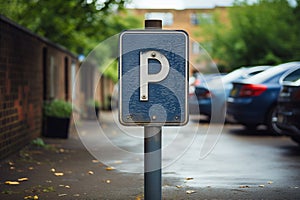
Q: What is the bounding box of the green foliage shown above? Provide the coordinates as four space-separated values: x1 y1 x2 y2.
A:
200 0 300 70
31 138 46 147
0 0 137 55
102 58 118 83
87 99 101 108
0 1 142 82
43 99 73 118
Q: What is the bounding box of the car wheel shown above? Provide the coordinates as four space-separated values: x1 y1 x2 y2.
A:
291 136 300 145
267 106 283 135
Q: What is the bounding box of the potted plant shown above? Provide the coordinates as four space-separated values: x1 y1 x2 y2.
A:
86 99 100 119
43 99 73 138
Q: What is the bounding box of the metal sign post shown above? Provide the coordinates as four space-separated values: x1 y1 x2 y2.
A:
144 126 162 200
144 20 162 200
119 19 189 200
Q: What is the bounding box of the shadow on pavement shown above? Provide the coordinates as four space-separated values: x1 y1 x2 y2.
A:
279 144 300 157
227 126 279 137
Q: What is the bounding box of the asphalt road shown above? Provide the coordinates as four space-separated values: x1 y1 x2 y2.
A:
76 111 300 199
1 111 300 199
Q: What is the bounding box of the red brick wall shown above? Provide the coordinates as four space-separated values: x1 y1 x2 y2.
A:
0 16 78 159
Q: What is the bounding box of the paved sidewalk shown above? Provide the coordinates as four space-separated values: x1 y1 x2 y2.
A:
1 112 300 200
0 129 145 200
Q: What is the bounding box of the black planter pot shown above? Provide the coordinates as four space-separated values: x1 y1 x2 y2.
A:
43 116 70 139
95 107 99 118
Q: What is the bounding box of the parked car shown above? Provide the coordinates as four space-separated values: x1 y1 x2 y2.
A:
189 66 271 122
189 72 226 95
276 67 300 144
227 62 300 134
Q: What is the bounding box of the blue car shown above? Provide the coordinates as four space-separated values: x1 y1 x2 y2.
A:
189 66 271 122
227 61 300 134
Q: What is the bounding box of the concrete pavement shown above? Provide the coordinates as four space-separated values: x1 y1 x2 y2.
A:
1 111 300 199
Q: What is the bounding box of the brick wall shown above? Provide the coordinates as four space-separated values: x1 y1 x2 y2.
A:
0 15 78 159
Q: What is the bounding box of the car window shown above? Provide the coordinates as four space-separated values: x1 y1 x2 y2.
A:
264 73 284 84
245 63 300 84
248 70 264 76
283 68 300 82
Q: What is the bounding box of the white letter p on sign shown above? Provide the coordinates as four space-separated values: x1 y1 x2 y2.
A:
140 51 170 101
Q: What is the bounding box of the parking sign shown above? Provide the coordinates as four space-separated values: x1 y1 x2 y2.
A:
119 30 189 126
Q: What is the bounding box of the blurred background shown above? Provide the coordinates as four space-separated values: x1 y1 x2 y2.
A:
0 0 299 158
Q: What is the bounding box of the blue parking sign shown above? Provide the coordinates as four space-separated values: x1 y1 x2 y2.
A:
119 30 189 126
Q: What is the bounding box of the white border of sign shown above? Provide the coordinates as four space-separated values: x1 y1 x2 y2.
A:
119 30 189 126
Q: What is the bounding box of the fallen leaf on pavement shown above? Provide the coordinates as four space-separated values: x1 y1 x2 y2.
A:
5 181 20 185
105 166 115 171
259 185 265 188
54 172 64 176
58 194 67 197
88 171 94 175
42 186 54 193
239 185 250 188
176 185 183 188
24 196 38 199
8 161 14 166
59 184 70 189
186 190 196 194
135 195 143 200
18 178 29 182
185 177 194 180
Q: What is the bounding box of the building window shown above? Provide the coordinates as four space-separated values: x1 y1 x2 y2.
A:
190 13 199 25
145 12 173 26
200 13 213 24
190 13 213 25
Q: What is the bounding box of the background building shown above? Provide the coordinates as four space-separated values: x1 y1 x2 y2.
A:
127 7 228 72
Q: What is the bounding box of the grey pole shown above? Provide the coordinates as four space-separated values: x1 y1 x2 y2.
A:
144 126 162 200
144 19 162 200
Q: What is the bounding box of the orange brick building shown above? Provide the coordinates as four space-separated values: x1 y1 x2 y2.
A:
127 7 229 72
